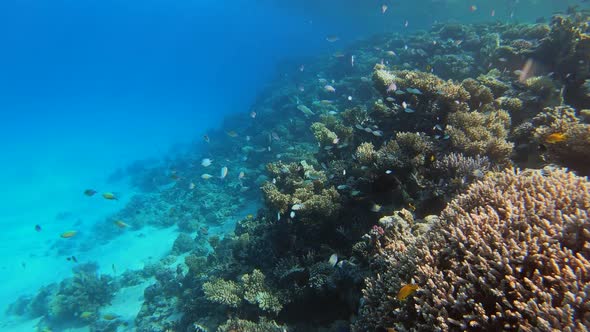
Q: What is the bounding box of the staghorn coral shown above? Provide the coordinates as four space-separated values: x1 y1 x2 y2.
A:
355 142 377 165
241 269 283 314
202 270 284 314
355 168 590 331
446 107 513 164
433 152 491 193
262 161 340 217
202 279 242 308
533 105 590 175
217 317 286 332
376 132 434 171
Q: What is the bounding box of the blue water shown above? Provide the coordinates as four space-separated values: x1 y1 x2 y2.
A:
0 0 586 330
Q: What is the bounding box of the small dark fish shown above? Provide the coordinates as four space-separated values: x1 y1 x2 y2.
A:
112 263 116 275
71 256 77 263
21 262 26 269
34 224 42 232
84 189 97 197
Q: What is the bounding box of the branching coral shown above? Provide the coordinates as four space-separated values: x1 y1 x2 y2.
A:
217 317 286 332
355 168 590 331
202 269 284 314
433 152 491 193
202 279 242 308
446 106 513 164
262 161 340 217
376 132 434 170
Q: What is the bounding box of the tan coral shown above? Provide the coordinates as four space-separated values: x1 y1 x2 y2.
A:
354 168 590 332
202 279 242 308
355 142 377 165
446 106 513 164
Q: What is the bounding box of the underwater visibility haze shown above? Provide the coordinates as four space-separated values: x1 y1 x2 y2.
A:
1 0 590 331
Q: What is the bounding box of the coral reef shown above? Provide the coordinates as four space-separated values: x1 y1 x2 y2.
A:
11 9 590 332
202 269 285 314
533 105 590 175
446 108 513 164
355 168 590 331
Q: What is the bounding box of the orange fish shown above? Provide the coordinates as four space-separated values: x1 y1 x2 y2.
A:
114 220 129 228
545 133 567 144
397 284 419 300
60 231 78 239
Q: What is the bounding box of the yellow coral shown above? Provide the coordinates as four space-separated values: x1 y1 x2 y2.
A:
446 107 513 164
202 279 242 308
355 142 377 165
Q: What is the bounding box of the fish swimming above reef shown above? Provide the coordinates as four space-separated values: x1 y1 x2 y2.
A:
114 220 129 228
328 253 338 267
545 132 567 144
34 224 42 232
371 203 382 212
201 158 213 167
66 255 77 263
201 173 213 180
102 192 118 200
79 311 94 319
397 284 419 300
219 166 228 179
83 189 97 196
60 230 77 238
297 104 315 116
324 85 336 93
102 314 118 321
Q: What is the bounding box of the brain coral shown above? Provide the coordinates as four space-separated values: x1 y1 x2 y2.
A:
355 168 590 332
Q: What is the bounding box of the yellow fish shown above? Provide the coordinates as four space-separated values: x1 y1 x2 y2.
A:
60 231 77 239
114 220 129 228
80 311 94 319
370 203 382 212
545 132 567 144
246 214 254 219
408 203 416 211
102 192 118 200
397 284 419 301
102 314 118 321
